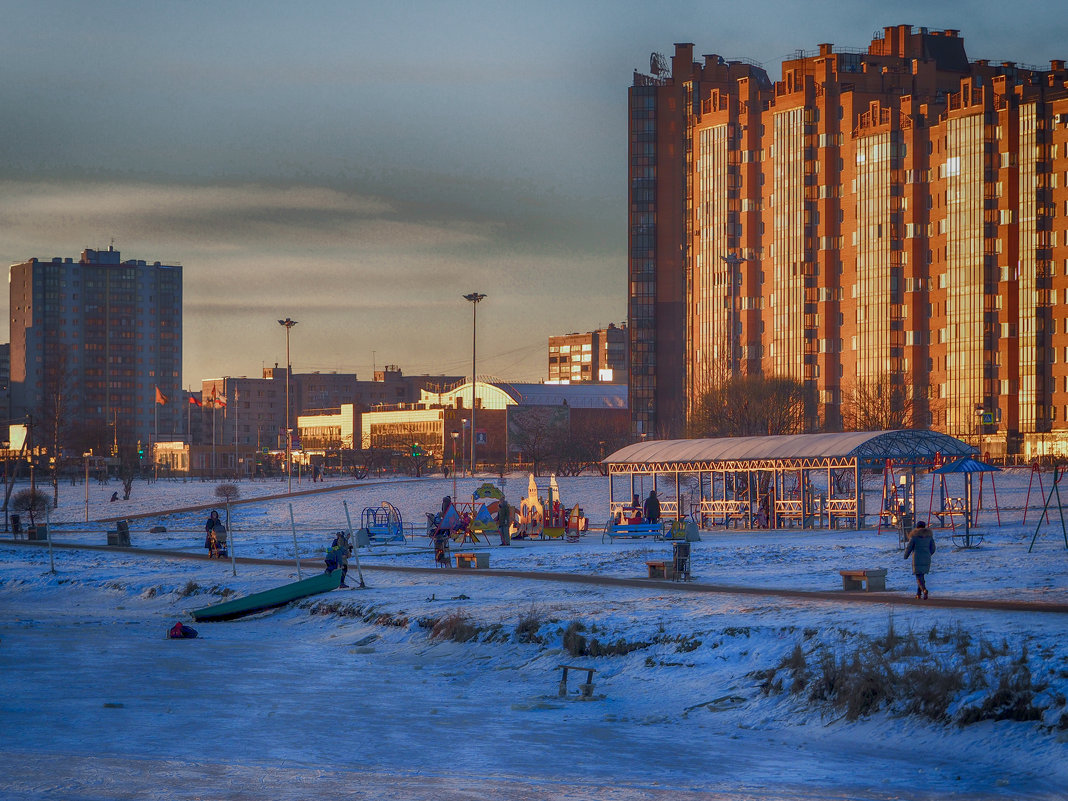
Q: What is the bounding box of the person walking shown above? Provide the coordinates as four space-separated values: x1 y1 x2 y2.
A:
204 510 225 558
903 520 936 599
643 490 661 524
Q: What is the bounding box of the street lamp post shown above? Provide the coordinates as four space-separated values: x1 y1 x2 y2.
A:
83 452 91 523
278 318 298 493
451 431 459 498
462 292 486 476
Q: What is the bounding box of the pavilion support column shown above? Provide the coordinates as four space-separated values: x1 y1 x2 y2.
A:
854 460 862 529
747 469 755 528
772 468 779 529
675 470 681 521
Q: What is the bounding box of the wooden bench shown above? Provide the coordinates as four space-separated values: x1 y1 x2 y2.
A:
454 551 489 569
558 664 597 698
602 522 665 543
645 560 677 580
839 568 887 592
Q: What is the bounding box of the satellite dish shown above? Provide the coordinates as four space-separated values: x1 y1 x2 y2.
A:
650 52 668 76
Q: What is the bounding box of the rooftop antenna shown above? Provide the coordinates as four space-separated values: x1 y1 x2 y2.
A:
650 52 668 76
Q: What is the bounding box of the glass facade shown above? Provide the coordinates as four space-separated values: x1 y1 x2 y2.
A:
772 107 806 381
694 123 730 399
944 113 986 438
854 131 893 385
1018 103 1040 433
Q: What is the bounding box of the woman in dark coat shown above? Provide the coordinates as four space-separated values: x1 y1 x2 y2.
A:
204 510 226 558
903 521 936 599
643 490 661 524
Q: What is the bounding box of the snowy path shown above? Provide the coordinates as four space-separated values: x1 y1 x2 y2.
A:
8 540 1068 616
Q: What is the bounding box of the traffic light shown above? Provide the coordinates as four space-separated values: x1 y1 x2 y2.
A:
137 440 144 458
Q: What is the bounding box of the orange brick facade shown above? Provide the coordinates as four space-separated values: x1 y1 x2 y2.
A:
630 26 1068 457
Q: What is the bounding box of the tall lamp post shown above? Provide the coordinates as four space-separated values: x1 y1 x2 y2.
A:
278 318 298 493
463 292 486 476
451 430 459 498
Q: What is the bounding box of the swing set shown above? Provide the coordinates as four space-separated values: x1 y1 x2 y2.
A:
1028 465 1068 552
876 455 1001 549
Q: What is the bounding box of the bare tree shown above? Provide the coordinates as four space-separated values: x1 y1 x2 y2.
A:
37 348 77 508
841 373 916 431
688 374 812 437
12 488 48 529
555 416 629 476
509 406 568 476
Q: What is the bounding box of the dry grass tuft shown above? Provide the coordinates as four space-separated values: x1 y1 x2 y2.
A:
430 611 479 643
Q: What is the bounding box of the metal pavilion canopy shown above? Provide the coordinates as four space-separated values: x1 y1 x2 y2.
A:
603 430 974 531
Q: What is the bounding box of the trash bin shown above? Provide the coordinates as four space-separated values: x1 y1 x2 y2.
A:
108 521 131 546
672 540 691 582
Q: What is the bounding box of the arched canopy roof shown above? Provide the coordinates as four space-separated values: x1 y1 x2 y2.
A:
605 430 973 469
419 381 627 411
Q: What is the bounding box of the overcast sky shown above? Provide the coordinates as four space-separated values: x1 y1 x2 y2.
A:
1 0 1064 386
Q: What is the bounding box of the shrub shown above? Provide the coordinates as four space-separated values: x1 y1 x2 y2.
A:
214 484 240 502
11 489 49 526
836 648 895 721
901 662 964 721
563 621 587 657
430 611 479 642
808 648 842 702
780 643 808 694
586 637 650 657
516 604 543 643
957 655 1042 724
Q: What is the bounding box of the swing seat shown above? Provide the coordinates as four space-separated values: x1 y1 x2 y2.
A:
951 531 983 549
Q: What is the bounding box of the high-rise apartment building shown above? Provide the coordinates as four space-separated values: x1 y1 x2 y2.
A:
548 324 629 384
631 26 1068 457
9 247 182 452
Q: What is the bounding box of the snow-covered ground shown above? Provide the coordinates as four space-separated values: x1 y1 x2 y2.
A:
1 470 1066 800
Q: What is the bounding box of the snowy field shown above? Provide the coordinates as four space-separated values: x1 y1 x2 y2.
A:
1 469 1067 800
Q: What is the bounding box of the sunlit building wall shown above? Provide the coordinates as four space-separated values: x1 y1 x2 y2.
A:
633 26 1068 455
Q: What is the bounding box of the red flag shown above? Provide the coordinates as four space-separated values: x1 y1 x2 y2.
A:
155 386 169 405
189 396 202 407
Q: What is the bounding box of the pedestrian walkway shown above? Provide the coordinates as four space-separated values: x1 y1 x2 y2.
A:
7 539 1068 615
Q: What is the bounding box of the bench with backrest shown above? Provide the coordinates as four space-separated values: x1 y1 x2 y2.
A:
602 520 665 543
839 568 887 592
